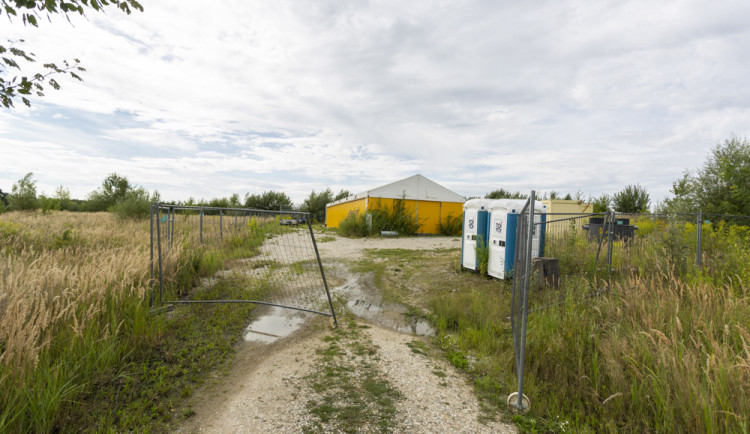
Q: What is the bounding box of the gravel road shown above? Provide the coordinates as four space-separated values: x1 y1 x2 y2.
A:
175 235 516 433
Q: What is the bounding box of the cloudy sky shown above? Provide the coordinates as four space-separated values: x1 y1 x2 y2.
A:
1 0 749 207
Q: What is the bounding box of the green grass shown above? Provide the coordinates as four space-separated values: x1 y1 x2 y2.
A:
0 214 280 433
345 229 750 432
303 319 403 433
426 235 750 432
59 276 269 431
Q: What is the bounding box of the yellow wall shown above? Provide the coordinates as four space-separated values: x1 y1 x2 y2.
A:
325 198 367 228
367 197 464 234
541 199 594 234
541 199 593 214
327 196 465 234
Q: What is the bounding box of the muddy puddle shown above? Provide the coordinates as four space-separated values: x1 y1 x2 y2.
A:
338 275 435 336
242 268 434 344
244 306 313 343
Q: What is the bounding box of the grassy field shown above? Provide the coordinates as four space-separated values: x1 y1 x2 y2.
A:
2 210 748 432
357 219 750 432
0 210 274 432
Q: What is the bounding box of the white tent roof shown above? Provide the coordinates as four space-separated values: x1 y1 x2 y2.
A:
328 174 465 206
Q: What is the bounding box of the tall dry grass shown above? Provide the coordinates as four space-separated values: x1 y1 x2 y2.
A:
0 211 152 374
431 217 750 432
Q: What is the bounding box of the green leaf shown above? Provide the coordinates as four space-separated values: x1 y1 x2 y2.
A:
2 57 20 68
22 97 30 107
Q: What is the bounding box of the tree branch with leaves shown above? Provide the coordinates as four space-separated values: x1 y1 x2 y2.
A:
1 0 143 109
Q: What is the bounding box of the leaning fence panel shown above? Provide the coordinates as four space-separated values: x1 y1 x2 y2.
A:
149 204 336 324
509 192 535 413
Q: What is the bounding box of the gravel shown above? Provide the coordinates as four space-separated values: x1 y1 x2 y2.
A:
174 235 516 433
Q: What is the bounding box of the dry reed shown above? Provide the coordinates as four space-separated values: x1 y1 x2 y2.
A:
0 211 153 375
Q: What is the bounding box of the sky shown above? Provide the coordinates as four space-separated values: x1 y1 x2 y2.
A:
1 0 749 207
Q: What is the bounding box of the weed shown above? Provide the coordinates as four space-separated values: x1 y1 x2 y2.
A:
406 340 429 356
438 213 462 236
303 319 403 433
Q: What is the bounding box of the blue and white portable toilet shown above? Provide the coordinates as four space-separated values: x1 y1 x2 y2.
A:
461 199 491 271
487 199 547 279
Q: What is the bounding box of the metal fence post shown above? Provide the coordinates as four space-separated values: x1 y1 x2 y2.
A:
697 210 703 271
607 211 614 277
307 216 338 328
220 209 223 241
149 203 154 307
156 205 164 304
200 208 204 244
517 191 535 410
170 206 176 248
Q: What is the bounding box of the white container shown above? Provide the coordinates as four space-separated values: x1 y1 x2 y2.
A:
461 199 491 271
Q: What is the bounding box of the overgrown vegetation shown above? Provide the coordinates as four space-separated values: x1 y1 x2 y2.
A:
427 218 750 432
663 135 750 216
336 198 423 237
437 213 462 236
612 183 650 213
0 210 275 432
300 188 349 223
344 214 750 432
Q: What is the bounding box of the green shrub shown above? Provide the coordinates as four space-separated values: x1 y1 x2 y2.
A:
438 213 462 236
369 198 422 236
337 213 371 237
112 190 152 220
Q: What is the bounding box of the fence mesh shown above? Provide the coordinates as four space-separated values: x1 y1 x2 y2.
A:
510 193 534 412
149 204 336 321
525 211 750 315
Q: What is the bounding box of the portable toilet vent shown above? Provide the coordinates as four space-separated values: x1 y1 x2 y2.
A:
487 199 547 279
461 199 491 271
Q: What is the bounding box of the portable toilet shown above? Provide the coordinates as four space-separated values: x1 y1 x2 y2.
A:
487 199 547 279
461 199 491 271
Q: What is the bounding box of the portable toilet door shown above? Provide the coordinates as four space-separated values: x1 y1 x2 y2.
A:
461 199 490 271
487 199 547 279
487 200 523 279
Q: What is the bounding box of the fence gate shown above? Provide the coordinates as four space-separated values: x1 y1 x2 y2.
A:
149 204 337 326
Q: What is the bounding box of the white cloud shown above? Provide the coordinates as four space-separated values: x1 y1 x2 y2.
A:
1 0 749 206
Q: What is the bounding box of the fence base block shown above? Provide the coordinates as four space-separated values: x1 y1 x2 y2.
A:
532 257 560 289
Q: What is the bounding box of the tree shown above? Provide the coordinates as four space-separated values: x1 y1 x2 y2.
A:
9 172 39 210
664 136 750 216
0 187 8 207
111 186 158 219
54 184 72 210
244 190 293 211
1 0 143 108
612 184 650 213
86 173 131 211
333 189 350 202
592 194 611 213
485 188 527 200
301 189 333 222
301 188 350 222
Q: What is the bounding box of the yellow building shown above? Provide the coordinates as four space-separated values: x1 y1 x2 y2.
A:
540 199 594 234
541 199 594 214
325 174 465 234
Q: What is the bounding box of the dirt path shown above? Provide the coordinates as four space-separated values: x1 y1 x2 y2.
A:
175 235 516 433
